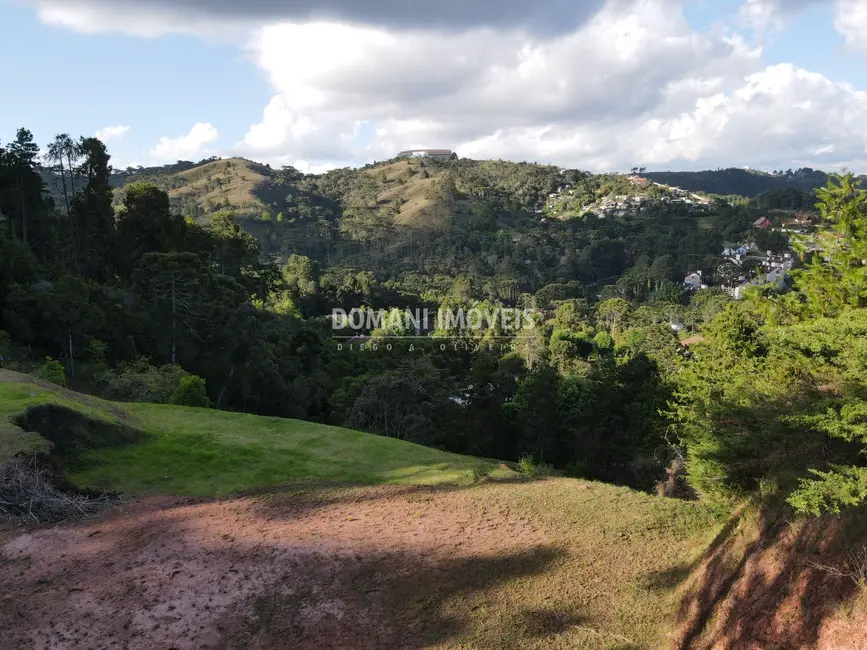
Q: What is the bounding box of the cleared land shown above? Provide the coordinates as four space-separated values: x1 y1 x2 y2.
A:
0 374 718 649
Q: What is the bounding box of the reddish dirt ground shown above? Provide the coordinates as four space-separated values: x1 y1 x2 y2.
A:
0 485 551 650
672 515 867 650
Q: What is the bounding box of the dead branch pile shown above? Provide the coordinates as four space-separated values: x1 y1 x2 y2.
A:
0 459 119 524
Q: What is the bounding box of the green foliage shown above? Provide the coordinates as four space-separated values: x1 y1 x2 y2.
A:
791 174 867 317
98 358 202 405
171 375 210 408
37 357 67 386
671 175 867 515
517 455 554 477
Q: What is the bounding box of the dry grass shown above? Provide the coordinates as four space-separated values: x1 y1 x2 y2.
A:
0 480 717 649
0 459 119 523
168 158 269 214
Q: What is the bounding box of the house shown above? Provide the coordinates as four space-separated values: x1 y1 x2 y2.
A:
683 270 707 291
764 251 794 271
723 246 748 257
753 217 772 230
728 268 788 299
396 149 454 160
766 267 787 288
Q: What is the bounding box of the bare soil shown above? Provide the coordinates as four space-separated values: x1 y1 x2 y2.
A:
1 483 559 650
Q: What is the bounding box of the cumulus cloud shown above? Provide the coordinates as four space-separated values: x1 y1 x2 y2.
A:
835 0 867 51
24 0 610 37
450 65 867 172
95 125 130 141
236 1 768 168
21 0 867 172
149 122 219 162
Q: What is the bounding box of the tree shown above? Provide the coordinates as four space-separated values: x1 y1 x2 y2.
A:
45 134 80 216
4 129 42 246
133 253 207 365
596 298 632 332
36 276 105 377
792 173 867 317
116 182 187 275
70 137 114 279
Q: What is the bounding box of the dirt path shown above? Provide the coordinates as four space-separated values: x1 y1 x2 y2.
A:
0 485 551 650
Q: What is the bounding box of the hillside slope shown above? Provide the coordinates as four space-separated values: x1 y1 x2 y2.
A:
0 373 719 649
0 371 500 495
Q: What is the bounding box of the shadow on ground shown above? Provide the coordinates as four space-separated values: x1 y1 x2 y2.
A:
670 509 866 649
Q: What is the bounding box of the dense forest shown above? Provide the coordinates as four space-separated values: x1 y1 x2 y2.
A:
644 167 856 197
3 126 867 516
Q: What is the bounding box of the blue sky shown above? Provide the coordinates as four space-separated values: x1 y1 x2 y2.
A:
1 2 269 168
2 0 866 172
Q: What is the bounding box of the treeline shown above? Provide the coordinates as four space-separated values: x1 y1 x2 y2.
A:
1 129 329 418
644 167 845 197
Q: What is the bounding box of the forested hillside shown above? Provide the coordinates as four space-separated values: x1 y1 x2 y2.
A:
644 166 864 197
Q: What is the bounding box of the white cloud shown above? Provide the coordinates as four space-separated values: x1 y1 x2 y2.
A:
149 122 219 162
737 0 825 30
21 0 867 173
30 0 250 39
95 125 130 141
835 0 867 51
23 0 609 37
236 1 767 169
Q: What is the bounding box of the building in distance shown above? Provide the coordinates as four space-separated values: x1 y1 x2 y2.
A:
397 149 455 161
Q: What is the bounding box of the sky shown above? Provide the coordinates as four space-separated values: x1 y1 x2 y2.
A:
1 0 867 173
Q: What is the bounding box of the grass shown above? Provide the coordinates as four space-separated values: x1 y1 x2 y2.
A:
0 372 723 648
0 374 508 497
235 479 720 649
70 404 508 496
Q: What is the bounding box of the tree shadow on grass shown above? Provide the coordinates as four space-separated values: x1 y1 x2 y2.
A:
671 509 864 649
225 545 576 650
237 474 546 522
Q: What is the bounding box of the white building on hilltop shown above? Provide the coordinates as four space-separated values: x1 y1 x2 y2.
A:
397 149 454 161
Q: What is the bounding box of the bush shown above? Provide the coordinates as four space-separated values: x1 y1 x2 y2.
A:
517 455 554 478
97 358 208 406
36 357 67 387
171 375 210 408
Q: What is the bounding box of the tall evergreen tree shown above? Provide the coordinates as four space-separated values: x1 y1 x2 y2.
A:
70 137 114 280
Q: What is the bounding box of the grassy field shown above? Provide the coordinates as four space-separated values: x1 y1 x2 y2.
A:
71 404 507 496
0 374 504 496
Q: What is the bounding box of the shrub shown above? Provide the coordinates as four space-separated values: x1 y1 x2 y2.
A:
171 375 210 408
97 358 208 407
517 455 554 478
36 357 67 387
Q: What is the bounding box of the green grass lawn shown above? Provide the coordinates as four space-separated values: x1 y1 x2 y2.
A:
0 374 506 496
71 404 505 496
